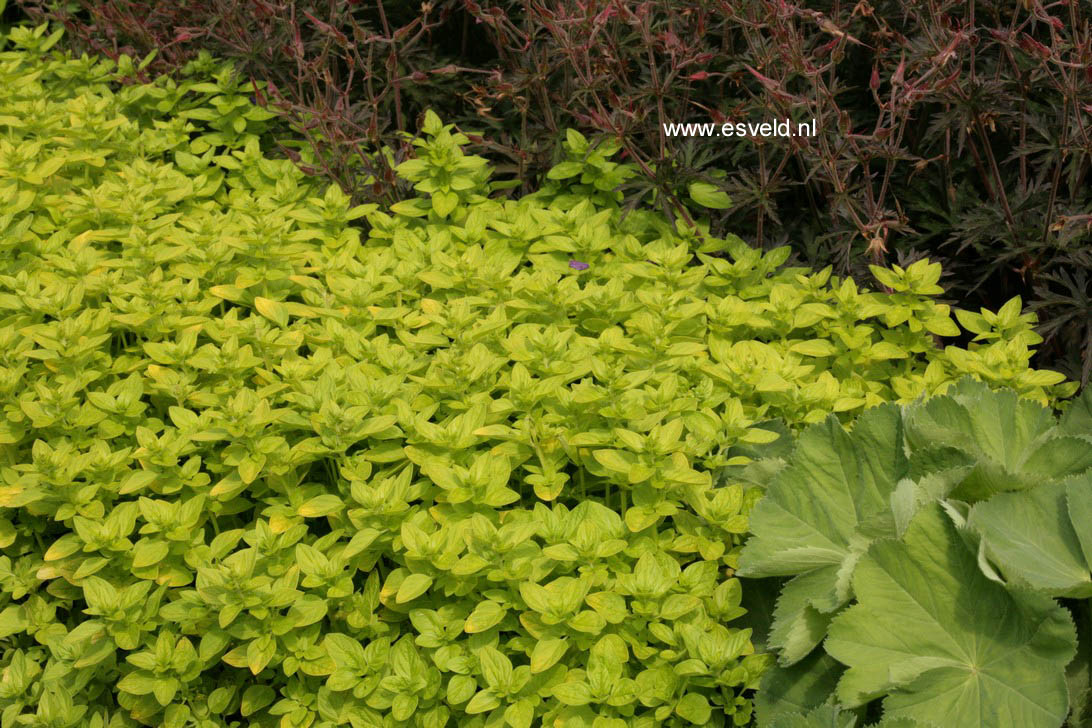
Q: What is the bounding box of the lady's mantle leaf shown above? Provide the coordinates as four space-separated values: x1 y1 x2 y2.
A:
904 378 1092 500
767 568 842 665
753 650 844 726
768 704 922 727
968 473 1092 597
825 503 1076 728
737 404 906 664
1059 386 1092 437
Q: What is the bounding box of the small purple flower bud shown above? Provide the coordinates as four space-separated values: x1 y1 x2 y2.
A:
569 260 589 271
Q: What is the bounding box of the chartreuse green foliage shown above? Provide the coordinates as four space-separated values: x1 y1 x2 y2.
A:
738 379 1092 728
0 18 1078 728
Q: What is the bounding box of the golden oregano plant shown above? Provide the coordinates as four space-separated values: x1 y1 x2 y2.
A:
0 21 1078 728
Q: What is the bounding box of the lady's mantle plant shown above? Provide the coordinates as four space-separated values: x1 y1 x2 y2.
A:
0 20 1078 728
738 380 1092 728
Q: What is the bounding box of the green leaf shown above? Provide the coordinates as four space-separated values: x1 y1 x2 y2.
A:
396 573 433 604
163 704 189 728
547 161 585 180
738 405 906 664
767 704 861 728
504 699 534 728
447 675 477 705
240 685 276 716
675 693 712 724
767 568 840 665
740 404 905 577
464 600 506 633
137 48 158 71
297 495 343 518
593 449 634 475
81 576 118 611
1059 386 1092 436
392 693 418 721
586 591 627 623
633 551 679 598
553 681 593 706
825 503 1076 727
0 606 28 639
789 339 836 357
519 582 553 614
688 182 732 209
324 633 366 668
477 645 512 691
753 651 844 727
923 313 960 337
968 473 1092 597
568 609 606 633
1067 477 1092 571
246 635 276 675
432 190 458 217
422 109 444 136
295 543 329 576
904 378 1092 500
207 686 234 714
624 505 660 532
565 128 588 153
117 671 156 695
869 265 903 290
529 638 568 674
131 540 169 569
254 297 289 328
389 198 431 217
466 689 501 714
660 594 701 621
635 666 679 707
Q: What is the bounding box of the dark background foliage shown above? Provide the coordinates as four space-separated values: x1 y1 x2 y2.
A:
11 0 1092 386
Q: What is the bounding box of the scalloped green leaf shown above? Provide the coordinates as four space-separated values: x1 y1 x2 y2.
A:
968 474 1092 597
738 405 906 664
754 650 844 727
826 503 1076 728
905 378 1092 500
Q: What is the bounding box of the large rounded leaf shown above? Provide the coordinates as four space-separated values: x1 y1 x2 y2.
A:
904 378 1092 500
825 503 1077 728
968 473 1092 598
754 650 844 727
769 704 922 728
1059 386 1092 437
738 404 906 664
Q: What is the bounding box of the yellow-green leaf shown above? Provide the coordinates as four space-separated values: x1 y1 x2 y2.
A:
396 573 433 604
253 297 289 328
297 495 343 518
465 600 506 633
689 182 732 209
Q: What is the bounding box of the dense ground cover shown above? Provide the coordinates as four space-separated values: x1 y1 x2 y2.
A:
0 20 1084 728
13 0 1092 386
